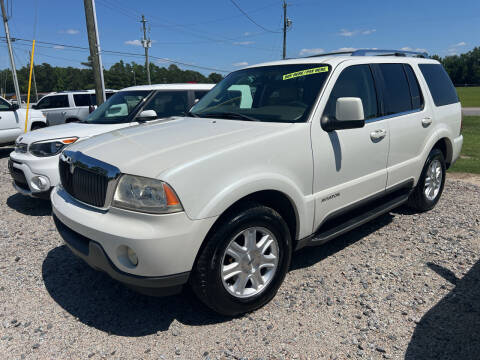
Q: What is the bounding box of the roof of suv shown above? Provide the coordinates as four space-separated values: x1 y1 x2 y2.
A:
246 54 439 69
122 83 215 91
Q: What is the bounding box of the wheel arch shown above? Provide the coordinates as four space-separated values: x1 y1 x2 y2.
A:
432 137 453 169
192 189 301 272
30 121 47 130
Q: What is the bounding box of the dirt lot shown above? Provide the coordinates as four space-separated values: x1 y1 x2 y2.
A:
1 144 479 360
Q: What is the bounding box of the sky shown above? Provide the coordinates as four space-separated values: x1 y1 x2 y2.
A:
1 0 479 75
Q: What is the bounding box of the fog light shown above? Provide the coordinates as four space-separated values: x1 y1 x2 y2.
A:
30 176 49 191
126 247 138 266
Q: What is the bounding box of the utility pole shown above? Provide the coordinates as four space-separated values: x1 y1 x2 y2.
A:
282 0 292 60
83 0 106 105
141 15 151 85
1 0 21 105
29 51 38 102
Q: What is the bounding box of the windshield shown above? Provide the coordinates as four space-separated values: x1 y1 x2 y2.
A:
85 90 151 124
190 64 331 122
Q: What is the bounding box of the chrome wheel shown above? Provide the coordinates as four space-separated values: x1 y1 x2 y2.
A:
424 159 442 201
221 227 279 299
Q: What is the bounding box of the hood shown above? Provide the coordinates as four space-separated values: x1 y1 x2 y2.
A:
67 117 293 179
17 122 132 145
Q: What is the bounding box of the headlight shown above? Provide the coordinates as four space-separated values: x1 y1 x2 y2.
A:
112 175 183 214
29 137 78 157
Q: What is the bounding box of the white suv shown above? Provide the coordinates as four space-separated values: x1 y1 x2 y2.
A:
32 90 116 125
51 50 463 315
0 96 47 146
9 84 213 198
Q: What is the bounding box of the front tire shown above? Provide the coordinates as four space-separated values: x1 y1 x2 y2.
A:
190 203 292 316
407 148 446 212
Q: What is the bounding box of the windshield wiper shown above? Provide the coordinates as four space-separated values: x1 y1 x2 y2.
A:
186 111 200 118
200 112 260 122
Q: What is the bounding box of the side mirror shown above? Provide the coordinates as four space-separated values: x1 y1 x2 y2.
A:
31 104 38 109
321 97 365 132
137 109 158 121
10 103 19 111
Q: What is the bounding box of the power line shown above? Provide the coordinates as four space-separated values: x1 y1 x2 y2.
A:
98 0 276 49
229 0 280 33
1 37 230 73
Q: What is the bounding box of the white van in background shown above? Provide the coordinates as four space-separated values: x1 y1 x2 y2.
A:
9 83 214 197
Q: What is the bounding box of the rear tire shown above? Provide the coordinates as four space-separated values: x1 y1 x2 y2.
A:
407 148 446 212
190 203 292 316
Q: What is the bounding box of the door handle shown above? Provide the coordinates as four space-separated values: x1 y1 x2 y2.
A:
61 111 67 115
370 129 386 141
422 117 432 127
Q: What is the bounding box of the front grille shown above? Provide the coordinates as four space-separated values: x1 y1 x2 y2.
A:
8 160 29 190
15 143 28 153
59 154 112 208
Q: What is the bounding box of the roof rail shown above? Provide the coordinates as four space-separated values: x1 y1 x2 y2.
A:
305 49 429 59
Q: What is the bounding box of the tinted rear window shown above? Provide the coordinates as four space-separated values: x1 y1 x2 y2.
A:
419 64 459 107
378 64 412 115
73 94 92 107
194 90 209 101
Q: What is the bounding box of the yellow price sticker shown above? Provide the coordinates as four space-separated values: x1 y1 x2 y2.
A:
283 66 329 80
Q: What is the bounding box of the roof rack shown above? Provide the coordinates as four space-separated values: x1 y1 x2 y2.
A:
305 49 429 59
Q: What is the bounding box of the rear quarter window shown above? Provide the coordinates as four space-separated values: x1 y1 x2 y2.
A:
419 64 459 107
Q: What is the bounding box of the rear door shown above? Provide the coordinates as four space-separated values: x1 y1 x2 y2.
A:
374 63 436 188
73 93 93 121
35 94 70 125
311 62 389 229
0 97 21 143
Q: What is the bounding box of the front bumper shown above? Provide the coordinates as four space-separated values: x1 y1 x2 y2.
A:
9 150 60 196
51 186 217 287
53 214 189 295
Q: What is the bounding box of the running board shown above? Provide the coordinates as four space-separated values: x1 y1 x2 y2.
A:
296 184 412 250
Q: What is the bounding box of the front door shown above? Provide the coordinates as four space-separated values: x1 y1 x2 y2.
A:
310 63 389 230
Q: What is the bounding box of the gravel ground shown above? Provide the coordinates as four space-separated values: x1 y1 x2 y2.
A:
0 144 479 360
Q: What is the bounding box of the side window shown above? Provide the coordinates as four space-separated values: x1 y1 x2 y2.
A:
143 91 189 118
52 95 69 108
323 64 379 120
378 64 412 115
194 91 209 101
419 64 459 107
37 95 69 109
73 94 92 107
403 65 424 110
0 97 10 110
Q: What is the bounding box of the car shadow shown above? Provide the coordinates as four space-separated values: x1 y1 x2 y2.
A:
42 211 395 337
405 260 480 360
291 212 394 271
42 245 229 337
6 193 52 216
0 146 13 159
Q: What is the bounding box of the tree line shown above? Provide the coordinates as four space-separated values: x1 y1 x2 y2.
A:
1 47 479 96
0 59 223 96
431 46 479 85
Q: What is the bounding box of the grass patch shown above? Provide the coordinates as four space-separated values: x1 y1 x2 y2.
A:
449 116 480 174
456 87 480 107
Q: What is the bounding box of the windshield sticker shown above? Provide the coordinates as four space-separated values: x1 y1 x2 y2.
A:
283 66 329 80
